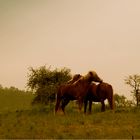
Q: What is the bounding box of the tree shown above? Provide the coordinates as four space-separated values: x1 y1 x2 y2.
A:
124 74 140 106
27 66 72 105
114 94 134 107
114 94 126 107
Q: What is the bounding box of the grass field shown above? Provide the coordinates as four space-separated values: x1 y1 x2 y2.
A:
0 92 140 139
0 91 33 113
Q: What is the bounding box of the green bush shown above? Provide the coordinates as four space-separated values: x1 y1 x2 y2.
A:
27 66 72 105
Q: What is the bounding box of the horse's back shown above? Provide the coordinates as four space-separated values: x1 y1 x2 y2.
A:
98 82 112 91
97 82 113 98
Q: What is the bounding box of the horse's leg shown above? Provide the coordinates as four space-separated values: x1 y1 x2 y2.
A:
61 99 70 114
78 99 83 112
55 97 61 113
108 97 114 110
108 85 114 110
84 99 88 114
88 100 92 114
101 99 105 112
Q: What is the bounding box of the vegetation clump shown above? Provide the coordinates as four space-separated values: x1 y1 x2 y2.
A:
27 66 71 105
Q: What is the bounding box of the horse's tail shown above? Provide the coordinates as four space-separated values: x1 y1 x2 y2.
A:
55 86 62 113
108 84 114 110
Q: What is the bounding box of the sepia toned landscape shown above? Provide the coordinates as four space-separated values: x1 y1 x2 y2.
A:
0 88 140 139
1 0 140 139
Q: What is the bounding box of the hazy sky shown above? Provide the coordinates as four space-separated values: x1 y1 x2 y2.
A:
0 0 140 98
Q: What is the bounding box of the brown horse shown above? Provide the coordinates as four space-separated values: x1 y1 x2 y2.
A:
55 74 82 113
55 71 103 114
84 82 114 113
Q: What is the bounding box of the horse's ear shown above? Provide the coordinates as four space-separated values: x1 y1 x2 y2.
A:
78 74 81 78
89 71 93 76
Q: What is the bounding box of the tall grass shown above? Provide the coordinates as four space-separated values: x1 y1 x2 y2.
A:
0 107 140 139
0 92 140 139
0 91 34 112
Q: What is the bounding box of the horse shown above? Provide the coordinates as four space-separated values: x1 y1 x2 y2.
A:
55 71 103 114
54 74 82 113
84 82 114 113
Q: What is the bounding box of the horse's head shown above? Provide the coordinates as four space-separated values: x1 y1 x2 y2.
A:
86 71 103 83
67 74 82 84
73 74 82 81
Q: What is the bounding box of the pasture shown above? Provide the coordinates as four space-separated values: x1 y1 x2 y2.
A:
0 92 140 139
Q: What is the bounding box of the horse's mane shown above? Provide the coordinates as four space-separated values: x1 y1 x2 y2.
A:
72 71 96 85
83 71 98 81
67 74 82 84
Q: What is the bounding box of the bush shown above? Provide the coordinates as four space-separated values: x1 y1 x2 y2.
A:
27 66 72 105
114 94 134 108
